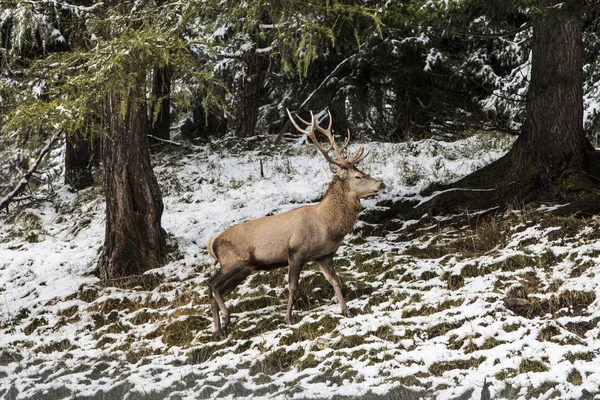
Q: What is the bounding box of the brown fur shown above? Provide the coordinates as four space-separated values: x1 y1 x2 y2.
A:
206 112 385 339
206 164 385 339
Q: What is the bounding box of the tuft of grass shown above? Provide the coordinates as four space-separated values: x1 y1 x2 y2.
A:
279 315 339 345
566 368 582 386
564 351 595 363
518 359 548 373
537 325 561 342
429 357 485 376
249 348 304 376
23 317 47 335
129 309 159 325
335 334 365 349
373 325 405 344
495 368 517 380
36 339 73 354
526 381 559 399
446 274 464 290
427 322 462 339
162 316 205 347
297 354 321 370
402 299 462 318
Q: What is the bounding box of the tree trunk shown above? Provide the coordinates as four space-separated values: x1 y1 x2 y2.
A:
231 53 268 137
150 66 171 140
379 0 600 219
102 79 166 281
514 0 591 186
65 133 94 190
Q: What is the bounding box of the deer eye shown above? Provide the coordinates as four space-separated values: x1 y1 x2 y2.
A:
355 176 362 180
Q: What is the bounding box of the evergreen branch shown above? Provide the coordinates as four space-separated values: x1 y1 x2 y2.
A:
0 130 61 212
454 23 531 40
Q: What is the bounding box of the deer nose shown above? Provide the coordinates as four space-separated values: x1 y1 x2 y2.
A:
376 182 386 192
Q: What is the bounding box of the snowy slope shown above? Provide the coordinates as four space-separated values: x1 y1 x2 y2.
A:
2 133 600 400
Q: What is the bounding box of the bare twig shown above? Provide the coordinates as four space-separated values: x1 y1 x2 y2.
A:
275 46 363 144
0 130 62 212
148 134 183 147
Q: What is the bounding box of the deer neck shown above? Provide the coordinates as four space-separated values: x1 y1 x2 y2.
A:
317 177 361 239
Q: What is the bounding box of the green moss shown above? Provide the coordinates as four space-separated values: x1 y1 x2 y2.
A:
419 270 437 281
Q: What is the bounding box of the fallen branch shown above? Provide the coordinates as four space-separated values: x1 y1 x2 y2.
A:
148 134 183 147
0 130 62 212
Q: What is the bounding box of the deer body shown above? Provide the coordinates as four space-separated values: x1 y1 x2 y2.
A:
207 110 385 339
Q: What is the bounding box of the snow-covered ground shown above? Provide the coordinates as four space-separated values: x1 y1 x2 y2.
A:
2 132 600 400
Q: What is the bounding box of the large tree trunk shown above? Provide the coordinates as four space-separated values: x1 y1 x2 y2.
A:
375 0 600 221
514 0 592 185
150 66 171 140
65 133 94 190
231 53 268 137
101 79 166 281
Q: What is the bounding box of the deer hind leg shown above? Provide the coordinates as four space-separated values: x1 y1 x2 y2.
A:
286 256 304 326
207 287 223 340
208 263 246 334
317 256 352 317
217 267 253 329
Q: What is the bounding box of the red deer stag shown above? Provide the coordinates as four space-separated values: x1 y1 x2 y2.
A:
207 109 385 339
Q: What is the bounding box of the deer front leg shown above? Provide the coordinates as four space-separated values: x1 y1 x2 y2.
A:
317 256 352 317
286 257 304 325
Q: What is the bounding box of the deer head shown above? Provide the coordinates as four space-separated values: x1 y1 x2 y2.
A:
287 109 385 198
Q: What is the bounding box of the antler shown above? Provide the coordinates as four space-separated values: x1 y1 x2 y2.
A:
286 108 369 168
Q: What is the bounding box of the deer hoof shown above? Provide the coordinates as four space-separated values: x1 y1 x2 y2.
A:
222 316 230 330
343 309 353 318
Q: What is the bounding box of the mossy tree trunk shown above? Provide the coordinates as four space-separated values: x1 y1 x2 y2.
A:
101 74 166 281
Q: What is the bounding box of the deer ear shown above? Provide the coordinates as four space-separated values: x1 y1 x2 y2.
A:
329 162 346 177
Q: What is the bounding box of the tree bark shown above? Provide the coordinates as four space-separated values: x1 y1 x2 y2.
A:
378 0 600 219
65 133 94 190
102 78 166 281
231 53 268 137
514 0 591 186
150 66 171 140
